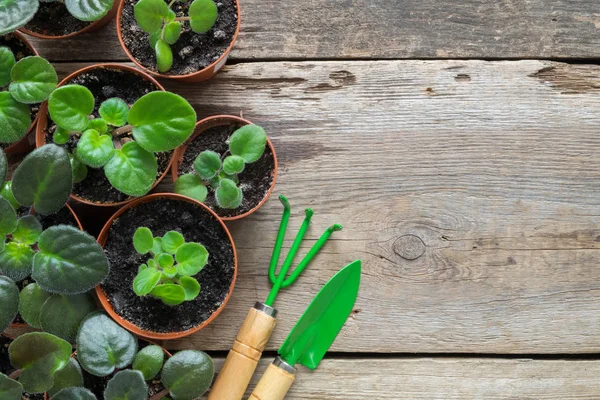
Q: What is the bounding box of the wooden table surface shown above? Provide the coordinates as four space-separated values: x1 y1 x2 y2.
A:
21 1 600 398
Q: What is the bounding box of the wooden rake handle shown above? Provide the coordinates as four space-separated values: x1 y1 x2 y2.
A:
208 303 277 400
248 358 297 400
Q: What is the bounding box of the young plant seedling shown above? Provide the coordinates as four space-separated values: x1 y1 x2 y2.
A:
132 227 208 306
175 124 267 209
0 47 57 145
0 0 115 35
47 84 196 197
134 0 218 73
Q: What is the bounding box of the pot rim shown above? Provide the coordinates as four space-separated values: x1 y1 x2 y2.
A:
95 192 238 340
171 115 278 221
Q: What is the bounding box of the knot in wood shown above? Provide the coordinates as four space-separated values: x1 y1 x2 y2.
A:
393 234 425 260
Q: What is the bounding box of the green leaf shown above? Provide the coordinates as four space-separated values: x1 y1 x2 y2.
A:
0 181 20 209
70 152 88 184
32 225 109 295
88 118 108 133
150 283 186 306
162 350 214 400
0 0 39 35
162 231 184 254
129 91 196 152
9 56 58 104
0 149 5 183
158 253 174 268
165 9 176 23
47 358 84 397
133 267 162 296
40 293 96 343
155 38 173 73
152 237 163 254
53 126 70 145
0 91 31 144
0 373 22 400
64 0 115 22
133 226 154 254
12 144 73 215
0 46 15 87
12 215 42 245
132 345 164 380
104 141 157 197
176 243 209 276
0 195 17 235
162 265 177 278
52 387 97 400
174 173 208 203
149 30 161 48
0 276 19 333
223 155 245 174
104 370 148 400
180 276 200 301
215 178 243 209
229 124 267 163
189 0 218 33
77 312 138 377
9 332 72 393
77 129 115 168
134 0 169 33
19 282 51 329
164 21 182 44
49 85 94 131
193 150 221 179
99 98 129 127
0 242 34 281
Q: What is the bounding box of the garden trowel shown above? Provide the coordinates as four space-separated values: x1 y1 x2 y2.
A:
248 260 361 400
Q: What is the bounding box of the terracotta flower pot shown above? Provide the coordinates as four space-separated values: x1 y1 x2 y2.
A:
171 115 278 221
116 0 241 82
96 193 238 340
35 63 169 208
19 1 119 40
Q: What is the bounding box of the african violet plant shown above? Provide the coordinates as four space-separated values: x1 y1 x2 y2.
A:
0 47 57 146
175 124 267 209
48 84 196 196
134 0 218 73
132 227 208 305
0 0 115 35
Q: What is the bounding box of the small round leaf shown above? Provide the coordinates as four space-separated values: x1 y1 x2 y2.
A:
133 267 162 296
189 0 218 33
0 181 20 209
70 152 89 184
134 0 169 33
152 237 163 255
0 276 19 333
0 91 31 144
150 283 186 306
49 85 94 132
77 129 115 168
223 155 245 175
104 141 157 197
53 127 70 145
99 98 129 127
104 370 147 400
0 195 17 235
9 56 58 104
0 149 6 183
215 178 243 209
164 21 182 44
52 387 97 400
162 265 177 278
133 227 153 254
155 38 173 73
12 215 42 245
88 118 108 133
40 293 97 343
229 124 267 163
47 358 84 397
0 0 39 36
19 282 51 329
65 0 115 22
174 173 208 202
0 373 22 400
193 150 221 179
0 242 34 281
176 243 209 276
180 276 200 301
132 345 164 380
162 231 184 254
158 253 174 268
162 350 214 399
0 47 16 87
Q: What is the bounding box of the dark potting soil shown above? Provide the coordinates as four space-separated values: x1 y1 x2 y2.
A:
16 206 79 229
179 123 275 218
24 2 92 37
102 198 235 333
120 0 238 76
43 67 171 204
0 336 45 400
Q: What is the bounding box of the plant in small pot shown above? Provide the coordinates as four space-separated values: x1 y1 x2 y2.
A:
118 0 240 81
172 115 278 220
97 193 237 339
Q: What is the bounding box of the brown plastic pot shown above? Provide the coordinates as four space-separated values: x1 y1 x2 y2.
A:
19 1 118 40
116 0 241 82
171 115 278 221
95 193 238 340
35 63 168 208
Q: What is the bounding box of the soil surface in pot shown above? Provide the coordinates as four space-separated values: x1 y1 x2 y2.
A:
120 0 238 76
0 34 39 150
179 123 275 218
43 67 171 204
102 198 235 333
24 2 92 37
0 335 45 399
16 206 79 230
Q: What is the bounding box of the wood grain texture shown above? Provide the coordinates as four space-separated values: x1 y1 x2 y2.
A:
25 0 600 62
44 60 600 353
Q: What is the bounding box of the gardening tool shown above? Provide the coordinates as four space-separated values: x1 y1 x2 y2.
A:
248 260 361 400
208 195 343 400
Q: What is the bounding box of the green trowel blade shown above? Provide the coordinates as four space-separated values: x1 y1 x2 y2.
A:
279 260 361 369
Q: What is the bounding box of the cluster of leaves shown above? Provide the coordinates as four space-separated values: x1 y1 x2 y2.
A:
0 46 57 145
133 227 208 306
48 84 196 196
175 124 267 209
134 0 218 73
0 0 115 35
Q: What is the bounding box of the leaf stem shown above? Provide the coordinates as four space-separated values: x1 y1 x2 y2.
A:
8 369 21 379
168 0 177 8
174 16 190 21
112 124 133 136
149 388 170 400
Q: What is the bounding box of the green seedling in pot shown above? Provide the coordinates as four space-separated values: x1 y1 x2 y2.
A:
132 227 208 306
0 47 57 145
47 84 197 197
0 0 115 35
134 0 218 73
175 124 267 209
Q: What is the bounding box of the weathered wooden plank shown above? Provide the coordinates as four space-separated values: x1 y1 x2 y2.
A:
26 0 600 62
48 60 600 353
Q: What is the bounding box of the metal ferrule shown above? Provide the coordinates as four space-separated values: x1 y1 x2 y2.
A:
254 301 278 318
273 356 297 374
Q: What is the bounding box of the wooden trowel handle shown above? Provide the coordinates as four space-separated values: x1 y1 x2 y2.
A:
208 303 277 400
248 358 297 400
